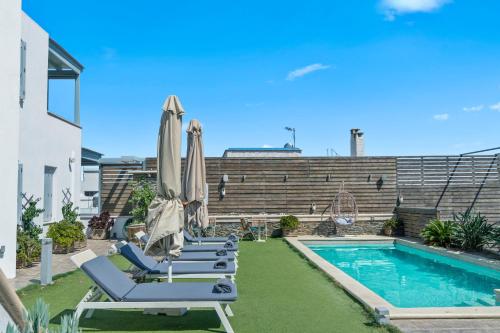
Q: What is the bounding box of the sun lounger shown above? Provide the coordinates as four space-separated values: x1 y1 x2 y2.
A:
116 241 237 262
119 241 237 281
184 230 239 244
134 231 239 253
71 250 237 333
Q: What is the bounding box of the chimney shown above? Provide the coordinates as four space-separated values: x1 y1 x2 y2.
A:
350 129 364 157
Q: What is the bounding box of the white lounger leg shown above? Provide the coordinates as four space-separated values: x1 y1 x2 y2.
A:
225 304 234 317
214 303 234 333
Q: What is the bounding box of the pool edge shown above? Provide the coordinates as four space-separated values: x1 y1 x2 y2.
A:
285 236 500 320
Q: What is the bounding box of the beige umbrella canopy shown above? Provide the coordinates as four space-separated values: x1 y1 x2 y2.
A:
181 119 209 231
144 95 184 259
0 268 25 330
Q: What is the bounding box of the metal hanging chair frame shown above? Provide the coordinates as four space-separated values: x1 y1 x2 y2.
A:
330 182 358 225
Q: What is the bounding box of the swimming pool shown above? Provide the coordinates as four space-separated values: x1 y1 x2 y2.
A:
308 242 500 308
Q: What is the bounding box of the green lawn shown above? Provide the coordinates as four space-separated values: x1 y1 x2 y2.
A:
18 239 396 333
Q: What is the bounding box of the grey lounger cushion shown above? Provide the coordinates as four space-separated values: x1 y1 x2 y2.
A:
120 242 235 263
152 261 236 275
183 242 238 252
120 242 236 275
174 251 235 262
81 256 237 302
184 231 239 243
81 256 137 301
124 279 237 302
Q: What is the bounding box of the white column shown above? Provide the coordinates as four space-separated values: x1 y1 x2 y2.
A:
74 75 80 125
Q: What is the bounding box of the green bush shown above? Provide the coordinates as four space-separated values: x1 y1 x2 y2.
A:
62 202 79 224
421 219 456 248
280 215 300 230
16 230 41 268
46 220 85 251
129 178 156 224
383 217 400 230
21 197 43 239
452 210 495 251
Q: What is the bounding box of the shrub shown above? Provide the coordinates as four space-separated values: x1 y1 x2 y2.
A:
16 230 41 268
47 220 85 252
21 197 43 239
421 219 456 248
88 211 115 230
452 210 495 251
62 202 79 224
129 178 156 224
280 215 300 230
383 217 400 231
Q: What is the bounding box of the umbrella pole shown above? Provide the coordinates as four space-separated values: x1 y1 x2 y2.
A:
168 255 173 283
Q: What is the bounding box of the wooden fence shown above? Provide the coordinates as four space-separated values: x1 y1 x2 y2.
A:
100 155 500 224
397 155 500 221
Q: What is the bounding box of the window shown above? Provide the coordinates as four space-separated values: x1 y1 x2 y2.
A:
43 166 56 222
20 40 26 107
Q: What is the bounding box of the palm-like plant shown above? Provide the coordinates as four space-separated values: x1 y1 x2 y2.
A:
6 298 80 333
453 210 495 251
420 219 455 248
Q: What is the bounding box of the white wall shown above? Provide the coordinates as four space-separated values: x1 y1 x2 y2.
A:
0 0 22 278
19 14 82 232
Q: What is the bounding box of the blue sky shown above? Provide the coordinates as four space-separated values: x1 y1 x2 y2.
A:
24 0 500 157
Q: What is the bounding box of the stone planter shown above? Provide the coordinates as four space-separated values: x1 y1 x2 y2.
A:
127 223 146 242
52 243 74 254
281 227 299 237
74 239 87 250
89 228 109 240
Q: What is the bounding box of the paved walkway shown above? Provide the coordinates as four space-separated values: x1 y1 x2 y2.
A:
393 319 500 333
10 239 115 290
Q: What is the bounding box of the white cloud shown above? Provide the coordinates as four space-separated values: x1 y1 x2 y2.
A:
463 105 484 112
381 0 451 20
433 113 449 121
102 47 117 60
490 102 500 111
261 144 273 148
286 63 331 81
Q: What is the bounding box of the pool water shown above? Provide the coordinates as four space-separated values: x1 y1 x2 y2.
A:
309 243 500 308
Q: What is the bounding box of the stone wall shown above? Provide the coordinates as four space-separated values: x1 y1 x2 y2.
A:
396 207 439 238
204 214 393 238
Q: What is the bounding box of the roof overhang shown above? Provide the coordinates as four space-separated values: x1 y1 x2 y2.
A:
82 147 103 166
48 38 83 79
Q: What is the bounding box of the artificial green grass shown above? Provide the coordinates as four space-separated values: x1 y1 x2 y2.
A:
18 239 394 333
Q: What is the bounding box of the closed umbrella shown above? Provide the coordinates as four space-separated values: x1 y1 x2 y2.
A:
144 95 185 282
181 119 209 240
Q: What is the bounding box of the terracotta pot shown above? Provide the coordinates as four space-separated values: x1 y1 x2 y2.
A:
126 224 147 242
383 226 393 236
89 228 108 240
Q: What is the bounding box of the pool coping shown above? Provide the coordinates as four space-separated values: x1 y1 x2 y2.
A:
285 236 500 320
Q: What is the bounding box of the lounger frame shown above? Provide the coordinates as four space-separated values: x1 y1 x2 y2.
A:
71 251 236 333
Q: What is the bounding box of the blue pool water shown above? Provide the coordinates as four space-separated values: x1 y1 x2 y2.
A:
309 243 500 308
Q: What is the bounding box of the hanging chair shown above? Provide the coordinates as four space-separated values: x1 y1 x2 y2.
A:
330 182 358 225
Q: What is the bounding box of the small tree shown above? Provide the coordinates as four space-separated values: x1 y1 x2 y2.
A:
21 197 44 239
61 202 79 224
128 178 156 224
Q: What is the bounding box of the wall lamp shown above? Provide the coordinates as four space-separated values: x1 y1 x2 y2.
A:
326 174 333 182
218 174 229 200
284 174 288 182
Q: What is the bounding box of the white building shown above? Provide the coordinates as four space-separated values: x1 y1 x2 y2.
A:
0 1 83 278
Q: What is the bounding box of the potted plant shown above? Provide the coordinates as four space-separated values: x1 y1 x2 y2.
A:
127 178 155 241
382 217 400 236
88 211 115 240
280 215 300 237
47 220 86 254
